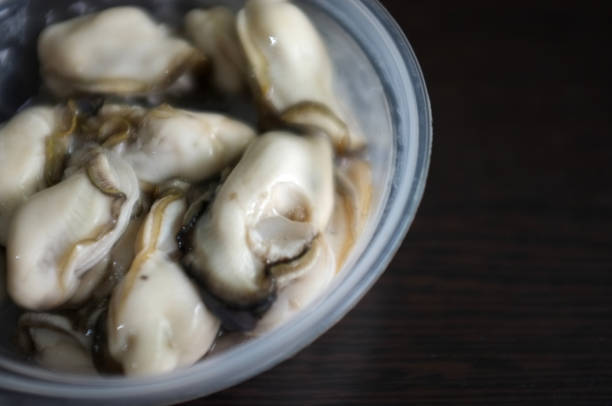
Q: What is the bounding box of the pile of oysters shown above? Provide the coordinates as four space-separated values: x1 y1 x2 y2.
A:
0 0 371 376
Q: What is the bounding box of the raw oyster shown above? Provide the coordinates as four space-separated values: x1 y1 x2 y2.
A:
250 236 336 335
18 313 96 374
0 106 65 245
80 103 147 151
183 131 334 307
7 150 140 310
107 191 220 376
237 0 364 151
185 7 247 93
69 214 147 307
38 7 204 97
251 160 371 334
122 105 255 185
67 256 111 307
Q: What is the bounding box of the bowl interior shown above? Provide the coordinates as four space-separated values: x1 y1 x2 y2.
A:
0 0 429 404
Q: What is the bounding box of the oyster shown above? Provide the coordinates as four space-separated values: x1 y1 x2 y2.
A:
237 0 364 151
80 104 147 151
69 214 147 307
67 256 111 307
122 105 255 185
183 131 334 307
185 7 247 93
18 313 96 374
251 161 371 334
250 236 336 335
107 191 220 376
6 150 140 310
38 7 204 97
0 106 64 245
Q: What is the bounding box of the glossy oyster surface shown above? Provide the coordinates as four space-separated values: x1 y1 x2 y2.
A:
7 150 139 310
38 7 203 97
251 159 372 334
237 0 364 150
250 236 336 335
122 105 256 185
0 106 62 245
185 7 247 93
108 192 220 376
18 313 96 374
184 131 334 307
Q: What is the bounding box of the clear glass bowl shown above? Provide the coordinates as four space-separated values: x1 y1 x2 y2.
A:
0 0 432 404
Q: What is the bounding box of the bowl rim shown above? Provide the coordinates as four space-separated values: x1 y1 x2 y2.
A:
0 0 432 403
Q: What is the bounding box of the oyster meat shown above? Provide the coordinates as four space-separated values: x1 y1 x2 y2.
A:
7 150 139 310
328 158 373 269
122 105 256 185
107 191 220 376
18 313 96 374
38 7 203 97
183 131 334 307
0 106 63 245
251 236 336 335
185 7 247 93
237 0 364 151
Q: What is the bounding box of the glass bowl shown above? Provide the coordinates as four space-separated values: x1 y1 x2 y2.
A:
0 0 431 404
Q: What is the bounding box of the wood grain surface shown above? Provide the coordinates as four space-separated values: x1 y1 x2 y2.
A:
184 1 612 404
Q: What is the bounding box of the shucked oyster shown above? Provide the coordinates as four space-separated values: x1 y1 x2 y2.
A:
185 7 247 93
67 210 146 307
122 105 255 185
79 103 147 152
0 106 66 245
237 0 364 151
108 191 220 376
183 131 334 308
7 150 139 310
251 160 371 334
18 313 96 374
250 236 336 335
38 7 204 97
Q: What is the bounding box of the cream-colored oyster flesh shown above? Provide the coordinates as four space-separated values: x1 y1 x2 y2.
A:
7 150 139 310
67 256 111 306
38 7 203 96
18 313 96 374
184 131 334 306
185 7 247 93
122 105 256 185
108 193 220 376
0 106 62 245
68 210 147 307
237 0 365 150
82 104 147 150
109 214 147 276
251 236 336 335
251 160 371 335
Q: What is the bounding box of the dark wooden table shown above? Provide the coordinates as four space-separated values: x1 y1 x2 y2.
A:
186 1 612 404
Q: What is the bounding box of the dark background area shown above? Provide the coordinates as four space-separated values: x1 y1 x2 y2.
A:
188 0 612 404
